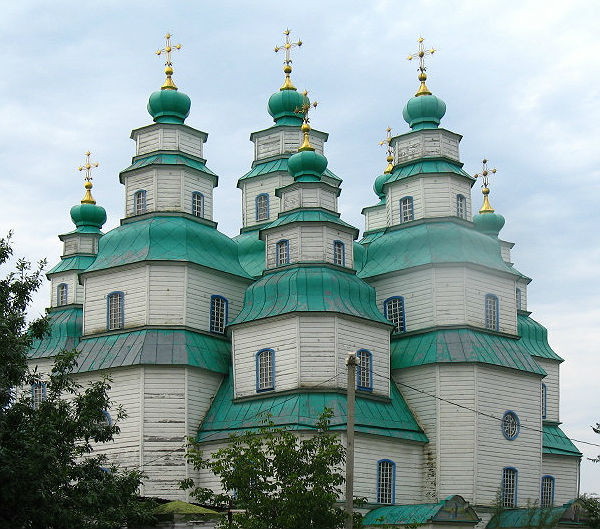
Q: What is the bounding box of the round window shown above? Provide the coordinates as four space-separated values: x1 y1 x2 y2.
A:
501 411 520 440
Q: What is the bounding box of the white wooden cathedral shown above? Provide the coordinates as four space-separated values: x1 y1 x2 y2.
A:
29 33 583 527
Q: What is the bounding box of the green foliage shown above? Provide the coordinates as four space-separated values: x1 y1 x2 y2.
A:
182 409 356 529
579 495 600 529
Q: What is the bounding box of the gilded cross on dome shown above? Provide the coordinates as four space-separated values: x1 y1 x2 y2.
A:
156 33 182 90
407 37 436 96
379 127 394 174
78 151 99 204
294 90 318 151
274 29 302 91
474 158 498 213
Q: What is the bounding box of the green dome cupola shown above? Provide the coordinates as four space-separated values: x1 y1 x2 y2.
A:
70 151 106 232
373 127 395 201
287 101 327 182
472 159 505 237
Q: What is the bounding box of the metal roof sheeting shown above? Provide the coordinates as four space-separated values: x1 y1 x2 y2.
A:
47 255 96 275
543 423 582 457
238 158 341 181
518 314 563 361
120 153 217 177
28 306 82 359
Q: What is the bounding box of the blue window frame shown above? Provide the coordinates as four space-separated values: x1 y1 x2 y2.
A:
377 459 396 504
384 296 406 333
399 196 414 223
333 240 345 266
502 467 518 507
541 475 555 507
541 383 547 419
275 239 290 266
192 191 204 217
101 410 113 426
501 411 520 440
485 294 499 331
256 348 275 392
31 382 47 410
133 189 147 215
57 283 68 306
256 193 270 221
456 194 467 219
106 291 124 331
356 349 373 391
210 295 228 334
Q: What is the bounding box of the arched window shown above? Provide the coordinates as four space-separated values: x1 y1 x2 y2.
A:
333 240 345 266
541 383 547 419
255 193 270 222
107 291 124 331
210 295 228 334
501 411 520 440
516 288 522 311
256 348 275 392
356 349 372 391
377 460 396 504
30 382 47 410
399 196 414 223
384 296 406 333
485 294 499 331
133 190 147 215
192 192 204 217
501 467 518 507
57 283 68 306
541 476 555 507
456 194 467 219
275 240 290 266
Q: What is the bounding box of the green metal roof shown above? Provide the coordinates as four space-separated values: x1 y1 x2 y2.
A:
358 221 521 279
518 314 563 361
74 329 230 374
487 501 584 528
83 216 251 279
543 423 582 457
264 209 358 233
238 158 341 182
27 306 82 359
391 329 546 375
196 374 427 443
233 230 265 278
120 153 216 177
47 255 96 275
385 158 472 185
230 266 391 326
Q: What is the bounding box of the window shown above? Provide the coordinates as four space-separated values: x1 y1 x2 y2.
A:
57 283 68 306
541 476 555 507
133 190 147 215
210 295 228 334
101 410 113 426
399 196 414 223
107 291 124 331
256 348 275 392
333 240 345 266
31 382 47 410
275 240 290 266
356 349 372 391
501 411 520 440
456 194 467 219
384 296 406 333
377 460 395 504
516 288 522 310
501 467 518 507
541 383 547 419
192 192 204 217
256 193 269 222
485 294 499 331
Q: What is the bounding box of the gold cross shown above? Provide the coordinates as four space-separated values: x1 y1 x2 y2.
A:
78 151 99 204
474 158 498 213
156 33 182 90
379 127 394 174
274 29 302 90
294 91 318 151
407 37 436 96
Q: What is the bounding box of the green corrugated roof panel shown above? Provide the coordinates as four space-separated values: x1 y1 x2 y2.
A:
265 209 357 232
386 159 472 185
358 222 520 278
27 306 82 359
543 423 582 457
74 329 230 374
233 230 265 278
47 255 97 275
197 375 427 443
391 329 546 375
487 502 581 529
84 216 251 278
121 154 217 177
239 158 341 181
230 266 391 326
518 314 563 361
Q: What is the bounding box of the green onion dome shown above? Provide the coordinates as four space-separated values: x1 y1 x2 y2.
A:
402 93 446 131
268 89 308 126
147 89 191 124
287 148 328 182
473 211 505 237
70 203 107 231
373 172 389 200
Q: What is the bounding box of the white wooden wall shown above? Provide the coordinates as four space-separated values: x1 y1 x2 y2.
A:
264 226 300 268
516 279 528 311
134 125 205 159
148 264 186 325
280 184 338 212
62 233 99 256
499 241 513 264
182 171 214 220
124 170 155 217
393 129 461 166
253 129 325 162
542 454 580 505
50 271 83 306
363 204 387 233
240 173 293 228
536 358 560 423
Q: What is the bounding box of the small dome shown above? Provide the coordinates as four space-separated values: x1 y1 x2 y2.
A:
287 149 328 181
70 203 107 230
147 89 191 124
268 89 308 126
374 172 389 199
402 94 446 131
473 212 505 237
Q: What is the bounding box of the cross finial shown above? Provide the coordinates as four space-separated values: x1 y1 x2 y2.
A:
474 158 498 213
274 29 302 91
294 90 318 151
407 36 436 96
379 127 394 174
78 151 99 205
156 33 182 90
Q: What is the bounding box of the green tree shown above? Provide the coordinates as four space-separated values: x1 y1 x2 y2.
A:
0 234 156 529
182 409 356 529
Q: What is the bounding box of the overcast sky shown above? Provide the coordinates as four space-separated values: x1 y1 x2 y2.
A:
1 0 599 493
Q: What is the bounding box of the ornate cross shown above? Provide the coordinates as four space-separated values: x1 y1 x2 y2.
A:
474 158 498 213
78 151 99 204
294 91 318 124
407 37 436 96
274 29 302 90
294 91 318 151
379 127 394 174
156 33 182 90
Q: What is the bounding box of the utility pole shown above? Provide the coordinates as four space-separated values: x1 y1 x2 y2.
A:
345 352 357 529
